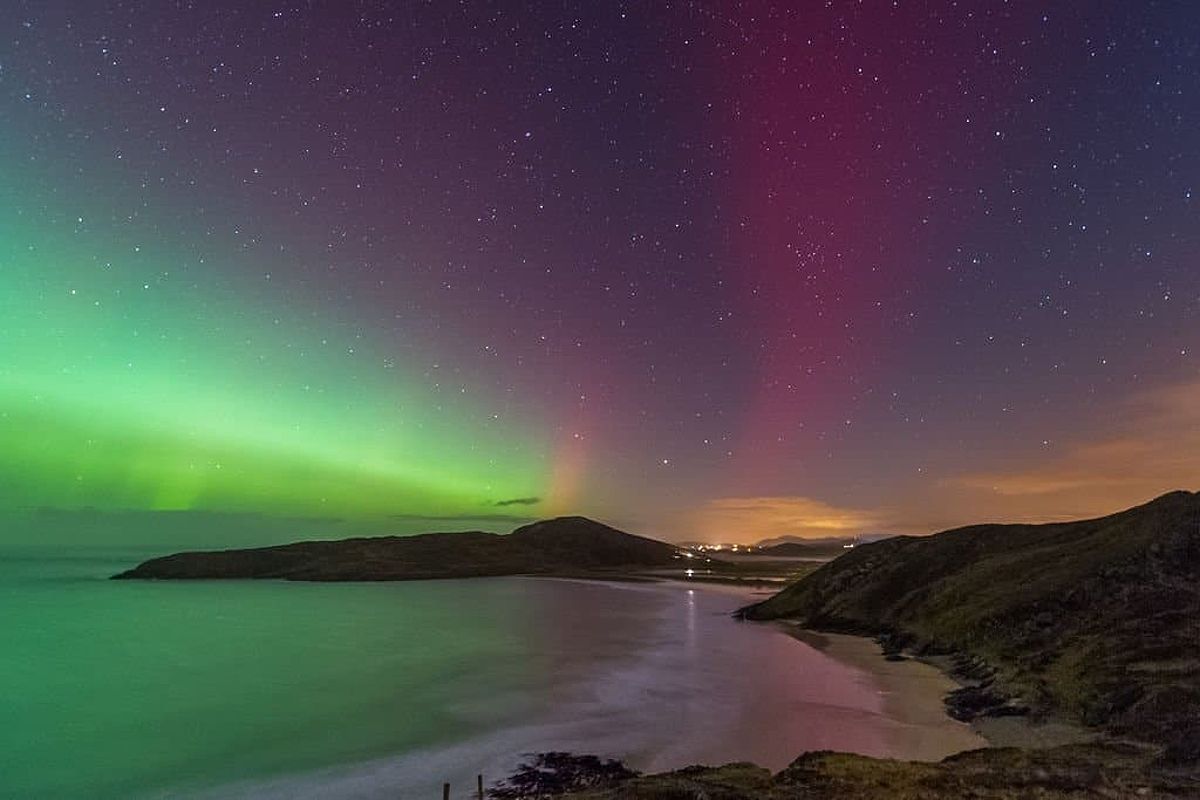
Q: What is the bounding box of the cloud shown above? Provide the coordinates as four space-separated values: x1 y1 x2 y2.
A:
493 496 542 507
676 379 1200 544
691 496 881 543
950 439 1152 496
388 512 538 524
939 379 1200 520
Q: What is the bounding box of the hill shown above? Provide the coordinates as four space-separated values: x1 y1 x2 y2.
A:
112 516 684 582
741 491 1200 761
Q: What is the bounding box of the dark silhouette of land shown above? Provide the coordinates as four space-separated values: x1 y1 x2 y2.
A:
488 745 1196 799
750 541 850 559
113 516 684 581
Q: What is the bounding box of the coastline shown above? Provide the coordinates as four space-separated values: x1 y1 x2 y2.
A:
781 626 986 760
481 576 999 766
565 578 1016 762
629 580 995 763
781 625 1094 752
182 576 967 798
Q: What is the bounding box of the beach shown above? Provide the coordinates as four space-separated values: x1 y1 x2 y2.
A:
785 626 1094 753
781 626 987 760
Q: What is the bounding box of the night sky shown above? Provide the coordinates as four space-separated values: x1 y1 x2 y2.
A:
3 2 1199 543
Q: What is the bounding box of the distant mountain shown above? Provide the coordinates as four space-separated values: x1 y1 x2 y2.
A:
742 491 1200 761
752 535 861 548
750 541 849 559
113 516 683 581
753 533 894 547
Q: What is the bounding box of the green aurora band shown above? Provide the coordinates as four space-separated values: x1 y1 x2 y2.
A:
0 160 550 519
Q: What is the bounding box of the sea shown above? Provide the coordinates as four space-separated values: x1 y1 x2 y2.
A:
3 546 956 798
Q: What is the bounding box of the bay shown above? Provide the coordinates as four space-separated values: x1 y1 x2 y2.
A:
1 549 980 798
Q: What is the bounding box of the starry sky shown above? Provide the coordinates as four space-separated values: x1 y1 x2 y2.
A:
2 1 1199 544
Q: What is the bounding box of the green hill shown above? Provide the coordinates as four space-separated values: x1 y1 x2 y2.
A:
742 491 1200 761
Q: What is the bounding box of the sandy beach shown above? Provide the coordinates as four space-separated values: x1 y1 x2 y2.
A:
654 580 1063 761
653 581 992 762
784 627 987 760
787 626 1094 754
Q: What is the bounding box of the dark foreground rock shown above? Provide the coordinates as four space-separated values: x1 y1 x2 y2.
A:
944 683 1028 722
740 490 1200 763
113 516 684 581
487 745 1200 799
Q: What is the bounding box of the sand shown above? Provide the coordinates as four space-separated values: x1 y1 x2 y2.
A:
648 580 1093 760
785 626 988 760
790 626 1095 754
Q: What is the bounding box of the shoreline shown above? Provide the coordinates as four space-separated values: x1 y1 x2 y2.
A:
533 577 991 765
780 626 986 761
111 562 1093 760
781 624 1095 752
180 577 954 798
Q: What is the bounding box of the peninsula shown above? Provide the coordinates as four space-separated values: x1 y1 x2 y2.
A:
112 516 684 581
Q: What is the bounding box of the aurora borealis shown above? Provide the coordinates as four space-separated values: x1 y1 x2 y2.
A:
3 2 1199 543
0 153 550 518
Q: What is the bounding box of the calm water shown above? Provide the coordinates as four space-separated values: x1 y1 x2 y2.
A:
4 548 937 798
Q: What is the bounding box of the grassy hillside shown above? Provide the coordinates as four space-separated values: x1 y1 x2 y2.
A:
742 491 1200 760
113 516 684 581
